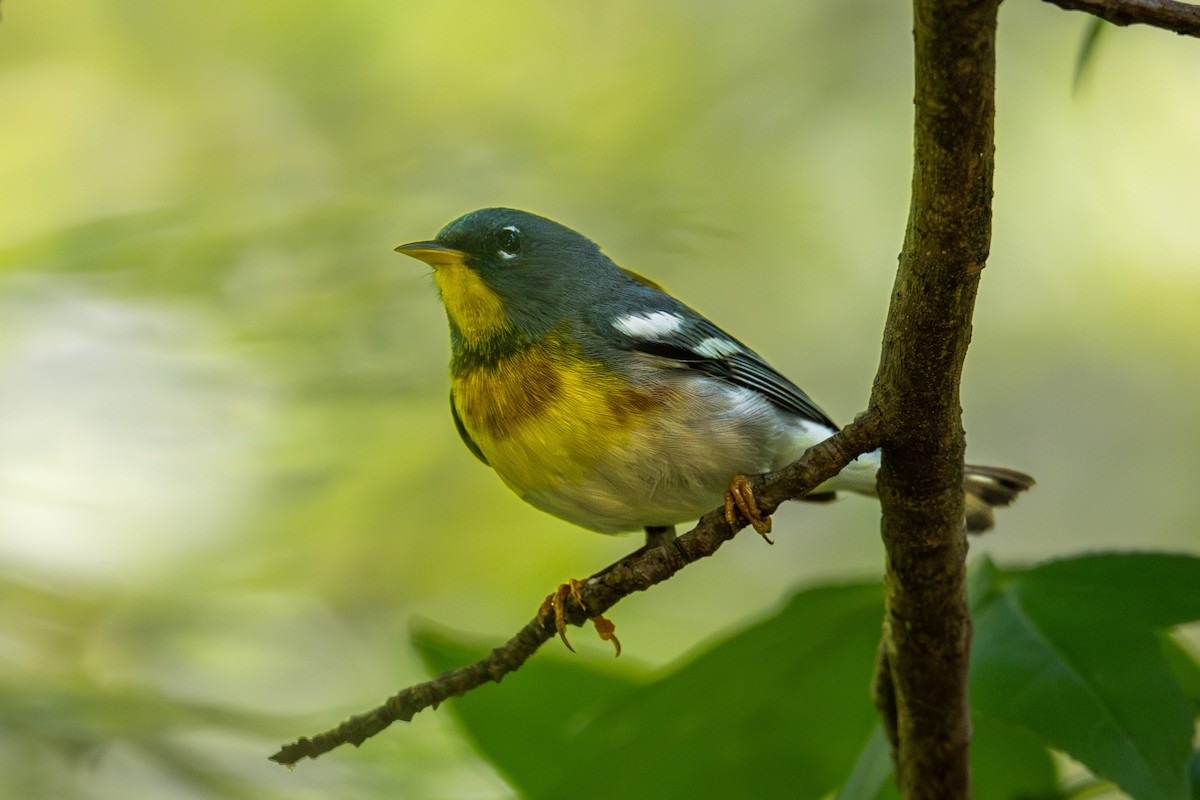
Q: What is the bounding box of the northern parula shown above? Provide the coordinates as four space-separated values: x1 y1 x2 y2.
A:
396 208 1033 546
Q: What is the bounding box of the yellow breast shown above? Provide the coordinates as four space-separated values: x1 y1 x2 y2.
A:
452 336 662 495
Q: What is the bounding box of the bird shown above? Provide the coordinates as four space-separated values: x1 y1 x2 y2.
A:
396 207 1033 649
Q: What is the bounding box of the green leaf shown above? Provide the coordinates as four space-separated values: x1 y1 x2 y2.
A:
411 625 644 797
420 553 1199 800
1160 634 1200 715
836 725 894 800
834 700 1062 800
970 712 1062 800
540 583 885 800
416 583 885 800
971 553 1200 800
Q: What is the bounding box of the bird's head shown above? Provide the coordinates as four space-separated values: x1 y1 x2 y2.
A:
397 208 628 347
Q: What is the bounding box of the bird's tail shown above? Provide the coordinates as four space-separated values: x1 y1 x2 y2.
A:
963 465 1036 532
817 454 1034 532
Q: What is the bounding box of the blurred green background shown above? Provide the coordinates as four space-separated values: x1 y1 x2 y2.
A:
1 1 1197 797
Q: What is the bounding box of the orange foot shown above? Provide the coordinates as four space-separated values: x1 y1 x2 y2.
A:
538 578 622 657
724 474 774 544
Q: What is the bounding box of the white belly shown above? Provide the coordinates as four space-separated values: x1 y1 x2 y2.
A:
518 377 872 534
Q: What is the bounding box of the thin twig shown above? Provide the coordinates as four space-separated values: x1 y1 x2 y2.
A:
1044 0 1200 37
270 411 883 766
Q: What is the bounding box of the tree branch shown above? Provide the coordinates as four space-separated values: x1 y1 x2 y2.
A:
1044 0 1200 37
270 412 883 767
867 0 999 796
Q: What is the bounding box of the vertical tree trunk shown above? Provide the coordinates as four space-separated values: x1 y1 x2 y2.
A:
870 1 999 797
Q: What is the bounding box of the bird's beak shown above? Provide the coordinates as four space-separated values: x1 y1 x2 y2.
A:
394 240 469 269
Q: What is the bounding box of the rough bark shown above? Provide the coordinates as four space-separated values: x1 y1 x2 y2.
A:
868 1 999 797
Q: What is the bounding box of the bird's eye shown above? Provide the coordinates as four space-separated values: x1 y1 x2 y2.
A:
496 226 521 258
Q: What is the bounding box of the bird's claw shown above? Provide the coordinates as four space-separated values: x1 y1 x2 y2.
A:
539 579 621 656
724 474 774 544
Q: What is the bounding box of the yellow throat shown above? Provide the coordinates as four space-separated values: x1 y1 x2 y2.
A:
395 243 509 345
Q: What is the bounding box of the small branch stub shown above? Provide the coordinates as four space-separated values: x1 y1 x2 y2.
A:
1045 0 1200 37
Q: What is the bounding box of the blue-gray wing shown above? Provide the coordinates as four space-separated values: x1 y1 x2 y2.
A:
599 302 839 430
